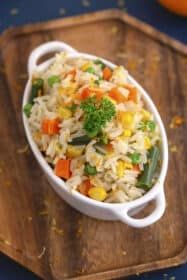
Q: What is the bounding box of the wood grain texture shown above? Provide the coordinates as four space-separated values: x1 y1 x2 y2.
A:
0 9 186 280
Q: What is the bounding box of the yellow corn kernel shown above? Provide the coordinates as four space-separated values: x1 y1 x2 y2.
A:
144 136 152 149
117 160 126 178
124 162 133 169
89 77 95 87
58 86 65 95
88 187 107 201
81 62 92 71
122 129 132 138
66 145 84 158
55 143 62 153
141 109 151 120
58 83 77 96
58 107 72 119
118 111 134 128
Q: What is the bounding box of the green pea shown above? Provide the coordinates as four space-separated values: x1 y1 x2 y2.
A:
48 75 61 87
84 163 97 175
130 152 141 164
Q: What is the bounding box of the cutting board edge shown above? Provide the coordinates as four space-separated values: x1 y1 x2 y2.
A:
0 9 187 56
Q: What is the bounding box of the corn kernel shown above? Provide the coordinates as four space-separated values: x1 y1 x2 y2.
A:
122 129 132 138
58 107 72 119
124 162 133 169
141 109 151 120
88 187 107 201
58 86 65 95
144 136 152 149
58 83 77 96
55 143 62 153
118 111 134 128
66 145 84 158
81 62 92 71
117 160 126 178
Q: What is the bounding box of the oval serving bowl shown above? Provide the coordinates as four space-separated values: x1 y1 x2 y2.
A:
22 41 168 228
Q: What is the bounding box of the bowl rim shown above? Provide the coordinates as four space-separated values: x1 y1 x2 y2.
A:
22 50 168 211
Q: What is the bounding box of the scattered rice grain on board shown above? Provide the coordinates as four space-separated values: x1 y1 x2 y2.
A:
4 239 11 246
170 116 184 128
37 246 46 259
51 218 56 226
17 144 29 154
170 145 177 153
116 52 127 58
10 8 19 15
122 250 127 255
111 26 118 34
117 0 125 8
52 226 64 236
38 210 48 216
82 0 91 7
59 8 66 16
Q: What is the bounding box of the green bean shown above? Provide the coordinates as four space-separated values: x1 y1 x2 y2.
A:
137 146 160 190
69 135 91 145
30 78 44 103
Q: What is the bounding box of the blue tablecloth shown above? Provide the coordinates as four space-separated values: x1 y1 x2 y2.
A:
0 1 186 279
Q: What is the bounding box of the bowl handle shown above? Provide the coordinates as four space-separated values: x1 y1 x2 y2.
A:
28 41 77 75
113 188 166 228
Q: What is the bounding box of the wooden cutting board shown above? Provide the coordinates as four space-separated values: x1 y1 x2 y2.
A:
0 9 186 280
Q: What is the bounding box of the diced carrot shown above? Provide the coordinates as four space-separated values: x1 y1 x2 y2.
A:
103 67 112 81
105 143 114 153
78 179 92 196
64 68 76 80
133 164 140 173
41 118 60 135
124 84 138 103
108 87 127 103
54 159 71 179
79 87 90 100
77 87 104 100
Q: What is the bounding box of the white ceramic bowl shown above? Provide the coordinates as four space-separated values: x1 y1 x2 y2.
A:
22 41 168 228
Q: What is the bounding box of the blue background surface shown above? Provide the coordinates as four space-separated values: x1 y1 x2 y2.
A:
0 0 186 279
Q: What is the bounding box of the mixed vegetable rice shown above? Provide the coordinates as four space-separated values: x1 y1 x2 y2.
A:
23 52 161 203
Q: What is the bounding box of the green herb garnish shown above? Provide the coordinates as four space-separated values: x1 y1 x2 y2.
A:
48 75 61 87
81 97 116 138
130 152 141 164
23 103 32 117
97 131 109 145
139 120 156 132
84 163 97 175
